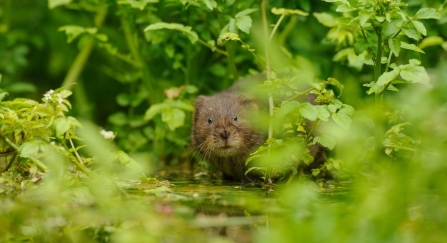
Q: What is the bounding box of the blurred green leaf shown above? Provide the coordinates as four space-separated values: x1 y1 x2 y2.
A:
236 16 252 34
418 36 444 49
272 8 308 16
313 12 337 27
313 135 336 150
414 8 441 20
389 38 401 57
144 22 198 44
48 0 72 9
332 112 351 129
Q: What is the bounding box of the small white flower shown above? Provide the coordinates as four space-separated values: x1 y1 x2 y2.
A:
100 129 116 140
56 93 63 104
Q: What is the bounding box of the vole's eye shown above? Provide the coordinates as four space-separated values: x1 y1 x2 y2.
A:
232 115 238 121
208 118 213 124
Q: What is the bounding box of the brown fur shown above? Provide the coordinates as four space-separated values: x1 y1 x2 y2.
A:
192 91 264 181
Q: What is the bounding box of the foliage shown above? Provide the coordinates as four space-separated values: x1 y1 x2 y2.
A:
1 0 447 242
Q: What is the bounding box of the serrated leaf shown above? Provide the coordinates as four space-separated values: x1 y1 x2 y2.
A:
401 42 425 53
217 32 240 45
315 106 330 121
274 101 300 121
299 103 318 121
418 36 444 49
369 68 400 94
236 15 252 34
144 103 169 121
271 7 308 16
144 22 198 44
332 112 351 130
389 38 401 57
58 25 89 43
400 65 431 88
402 26 420 40
412 20 426 36
414 8 441 20
313 135 336 150
313 12 337 27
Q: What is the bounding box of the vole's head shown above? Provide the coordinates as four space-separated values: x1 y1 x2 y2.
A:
192 92 260 158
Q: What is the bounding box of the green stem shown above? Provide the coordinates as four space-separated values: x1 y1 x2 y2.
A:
306 119 321 143
61 7 108 88
269 13 285 41
121 12 161 104
68 136 94 176
373 22 384 151
261 0 274 183
225 42 239 80
2 153 17 172
197 39 228 56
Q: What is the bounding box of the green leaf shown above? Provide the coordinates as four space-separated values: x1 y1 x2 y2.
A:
144 22 198 44
236 16 252 34
332 112 351 130
202 0 217 10
54 117 71 137
217 32 240 45
59 90 72 98
117 0 159 10
400 62 431 88
323 0 350 6
313 12 337 27
326 77 344 97
336 4 353 13
418 36 444 49
299 103 318 121
402 26 420 40
412 20 426 36
369 68 400 94
109 112 128 126
389 38 401 57
0 90 8 101
144 103 169 121
315 106 330 121
162 108 185 131
235 8 258 18
401 42 425 53
414 8 441 20
271 8 309 16
313 135 336 150
275 101 300 121
58 25 94 43
358 11 370 26
20 142 40 157
354 39 369 55
48 0 72 9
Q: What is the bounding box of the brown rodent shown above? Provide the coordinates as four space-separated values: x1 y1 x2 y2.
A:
192 89 264 181
192 76 326 181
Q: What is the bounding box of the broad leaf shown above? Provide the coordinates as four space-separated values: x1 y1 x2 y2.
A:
414 8 441 20
369 68 400 94
402 26 420 40
332 112 351 130
313 135 336 150
299 103 318 121
400 62 431 88
20 142 40 157
313 12 337 27
389 38 401 57
236 16 252 34
412 20 426 36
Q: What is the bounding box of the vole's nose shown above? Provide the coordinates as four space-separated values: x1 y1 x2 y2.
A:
220 130 230 140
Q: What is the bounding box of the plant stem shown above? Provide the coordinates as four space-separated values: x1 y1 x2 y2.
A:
269 13 285 42
374 23 384 151
61 7 108 88
121 12 161 104
261 0 274 183
197 39 228 56
68 136 93 176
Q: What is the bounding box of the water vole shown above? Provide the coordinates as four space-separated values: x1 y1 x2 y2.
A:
192 90 264 181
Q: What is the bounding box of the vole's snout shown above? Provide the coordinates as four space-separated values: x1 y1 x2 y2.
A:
220 130 230 140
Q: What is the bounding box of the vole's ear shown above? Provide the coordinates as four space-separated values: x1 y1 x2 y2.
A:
194 95 208 109
239 97 259 110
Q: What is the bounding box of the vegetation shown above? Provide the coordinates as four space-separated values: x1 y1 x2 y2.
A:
1 0 447 242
